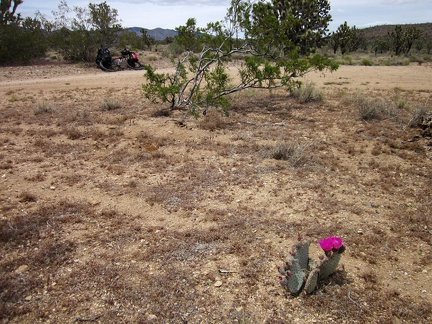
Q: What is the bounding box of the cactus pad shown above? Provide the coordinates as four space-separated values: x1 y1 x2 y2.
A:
278 236 345 295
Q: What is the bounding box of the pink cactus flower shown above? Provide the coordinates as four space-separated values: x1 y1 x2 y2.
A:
318 237 334 251
332 236 343 249
319 235 343 251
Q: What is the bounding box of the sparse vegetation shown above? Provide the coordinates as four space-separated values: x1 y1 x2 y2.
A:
1 62 432 322
291 82 324 103
264 141 312 167
34 101 55 115
99 98 122 111
349 93 399 121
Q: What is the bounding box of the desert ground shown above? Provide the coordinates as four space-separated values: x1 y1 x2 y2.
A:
1 56 431 323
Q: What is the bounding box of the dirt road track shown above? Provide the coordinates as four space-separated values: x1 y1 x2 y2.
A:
1 64 432 93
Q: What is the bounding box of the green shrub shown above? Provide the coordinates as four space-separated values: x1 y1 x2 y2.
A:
361 58 373 66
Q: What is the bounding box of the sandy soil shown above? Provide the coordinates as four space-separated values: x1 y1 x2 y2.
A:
1 61 431 323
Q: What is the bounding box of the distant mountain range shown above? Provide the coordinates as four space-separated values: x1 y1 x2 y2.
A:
360 23 432 41
128 22 432 42
127 27 178 41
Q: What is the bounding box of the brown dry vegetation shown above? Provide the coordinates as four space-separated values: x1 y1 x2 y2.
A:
0 58 432 323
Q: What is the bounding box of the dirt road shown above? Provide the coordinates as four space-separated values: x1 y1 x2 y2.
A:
1 63 432 93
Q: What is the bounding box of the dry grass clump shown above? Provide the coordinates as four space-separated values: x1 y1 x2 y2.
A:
99 98 122 111
199 109 226 130
263 141 312 167
291 81 324 103
33 101 55 115
350 92 399 121
63 126 83 140
408 105 431 128
18 191 37 203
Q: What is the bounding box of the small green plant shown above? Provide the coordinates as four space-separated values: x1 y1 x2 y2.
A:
361 58 373 66
278 235 345 295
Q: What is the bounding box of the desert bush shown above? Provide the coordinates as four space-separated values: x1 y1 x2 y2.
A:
34 101 55 115
361 58 373 66
199 109 225 130
264 141 312 167
100 99 122 111
146 55 159 61
391 95 408 110
351 93 398 121
340 55 353 65
18 191 37 203
64 127 83 140
408 106 429 128
291 82 323 103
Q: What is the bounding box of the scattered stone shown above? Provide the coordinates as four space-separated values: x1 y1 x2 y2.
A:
90 200 101 206
147 314 158 321
15 264 28 273
214 281 223 287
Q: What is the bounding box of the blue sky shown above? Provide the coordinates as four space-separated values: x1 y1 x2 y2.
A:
19 0 432 31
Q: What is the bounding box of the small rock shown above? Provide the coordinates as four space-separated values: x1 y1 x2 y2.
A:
147 314 158 321
90 200 101 206
214 281 223 287
15 264 28 273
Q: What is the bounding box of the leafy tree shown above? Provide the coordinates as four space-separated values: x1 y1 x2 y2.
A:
0 0 23 25
49 1 121 62
0 1 49 64
88 1 121 45
404 26 422 54
117 29 145 50
248 0 332 55
373 39 390 55
331 22 352 55
388 25 423 55
347 26 365 52
143 0 337 115
140 28 155 49
174 18 201 52
388 25 405 55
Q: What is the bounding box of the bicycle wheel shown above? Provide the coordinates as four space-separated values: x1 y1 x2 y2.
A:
127 60 144 70
99 60 116 72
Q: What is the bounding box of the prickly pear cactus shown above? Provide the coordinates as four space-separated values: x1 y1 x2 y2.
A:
278 235 345 295
293 241 309 270
304 268 319 294
278 241 310 295
318 252 342 280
